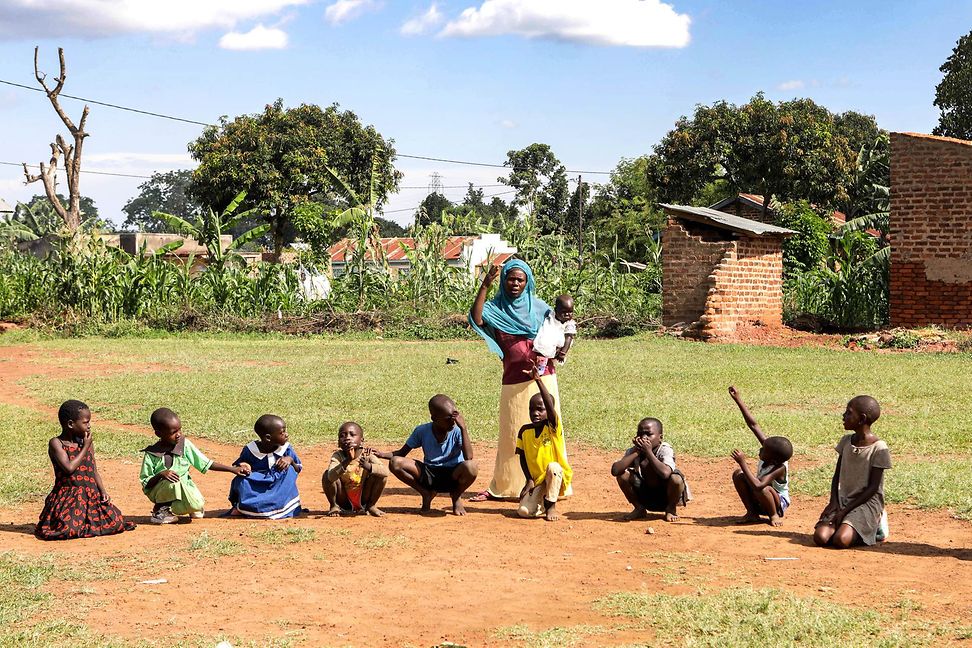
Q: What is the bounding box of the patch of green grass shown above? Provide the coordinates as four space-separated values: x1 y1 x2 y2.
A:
252 527 316 544
794 457 972 519
595 588 924 647
16 335 972 458
187 531 244 558
494 623 607 648
353 534 409 550
0 402 146 506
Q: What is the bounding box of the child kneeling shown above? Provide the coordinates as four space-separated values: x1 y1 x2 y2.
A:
516 364 573 522
611 417 690 522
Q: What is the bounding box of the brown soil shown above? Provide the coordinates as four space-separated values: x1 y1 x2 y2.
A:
4 344 972 646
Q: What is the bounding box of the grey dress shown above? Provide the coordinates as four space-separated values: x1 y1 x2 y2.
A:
819 434 892 545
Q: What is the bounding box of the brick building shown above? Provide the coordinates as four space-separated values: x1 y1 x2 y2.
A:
661 204 795 340
890 132 972 328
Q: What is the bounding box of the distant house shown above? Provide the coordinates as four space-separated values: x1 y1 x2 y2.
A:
328 233 517 278
101 232 262 274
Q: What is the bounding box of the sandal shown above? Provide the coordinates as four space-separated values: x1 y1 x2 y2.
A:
468 490 497 502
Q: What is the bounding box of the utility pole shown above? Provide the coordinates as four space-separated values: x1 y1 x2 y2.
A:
577 174 584 266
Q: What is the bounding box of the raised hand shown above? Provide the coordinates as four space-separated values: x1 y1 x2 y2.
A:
730 449 747 465
728 385 740 400
483 264 500 287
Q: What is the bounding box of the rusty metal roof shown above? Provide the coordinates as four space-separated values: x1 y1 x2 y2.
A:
661 203 796 237
329 236 477 263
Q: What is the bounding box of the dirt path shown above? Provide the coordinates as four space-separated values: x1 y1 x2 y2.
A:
3 344 972 646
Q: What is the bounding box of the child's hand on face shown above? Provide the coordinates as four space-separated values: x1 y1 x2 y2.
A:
730 449 747 465
633 436 652 455
455 411 467 430
160 469 180 483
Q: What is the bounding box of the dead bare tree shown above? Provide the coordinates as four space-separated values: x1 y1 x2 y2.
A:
22 47 89 234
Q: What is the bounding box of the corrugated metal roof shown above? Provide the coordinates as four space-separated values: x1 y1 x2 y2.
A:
709 193 769 213
0 198 13 215
661 203 796 236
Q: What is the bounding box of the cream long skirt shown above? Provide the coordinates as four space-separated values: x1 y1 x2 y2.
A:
487 374 571 499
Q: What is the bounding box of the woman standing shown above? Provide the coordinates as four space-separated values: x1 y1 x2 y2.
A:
468 259 563 500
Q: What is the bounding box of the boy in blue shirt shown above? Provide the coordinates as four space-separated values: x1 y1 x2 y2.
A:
376 394 478 516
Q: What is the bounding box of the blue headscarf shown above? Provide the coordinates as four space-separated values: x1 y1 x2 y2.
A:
469 259 551 359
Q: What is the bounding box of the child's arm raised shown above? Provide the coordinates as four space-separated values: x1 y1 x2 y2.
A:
530 364 558 430
728 386 767 445
731 450 785 490
48 432 92 475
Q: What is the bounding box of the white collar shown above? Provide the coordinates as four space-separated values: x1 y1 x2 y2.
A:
246 441 290 460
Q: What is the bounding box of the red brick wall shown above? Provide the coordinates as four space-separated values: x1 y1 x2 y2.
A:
662 218 732 327
663 215 786 339
701 236 785 338
890 132 972 328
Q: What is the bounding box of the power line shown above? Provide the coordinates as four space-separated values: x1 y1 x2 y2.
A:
1 77 614 175
1 160 153 179
0 79 212 127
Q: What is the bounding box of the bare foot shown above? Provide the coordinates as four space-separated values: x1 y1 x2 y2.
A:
366 506 384 517
737 513 761 525
664 511 679 522
769 514 783 527
545 508 560 522
420 491 435 512
622 507 647 521
327 505 342 517
452 500 466 516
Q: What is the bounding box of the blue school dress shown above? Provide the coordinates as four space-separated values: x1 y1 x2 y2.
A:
228 442 302 519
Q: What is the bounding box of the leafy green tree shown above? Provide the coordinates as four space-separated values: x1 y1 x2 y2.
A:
775 200 834 275
415 192 453 226
500 143 570 235
375 217 406 237
586 156 664 261
647 93 856 212
26 193 105 231
188 99 401 260
933 29 972 140
122 170 201 232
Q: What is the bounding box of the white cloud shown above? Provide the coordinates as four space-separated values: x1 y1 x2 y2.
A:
499 119 517 129
0 0 307 39
777 80 806 91
324 0 379 25
401 3 444 36
219 24 288 50
439 0 691 48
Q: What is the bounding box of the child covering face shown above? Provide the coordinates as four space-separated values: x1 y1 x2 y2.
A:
35 400 135 540
611 417 690 523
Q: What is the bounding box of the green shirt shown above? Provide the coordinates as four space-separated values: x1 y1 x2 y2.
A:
139 437 213 492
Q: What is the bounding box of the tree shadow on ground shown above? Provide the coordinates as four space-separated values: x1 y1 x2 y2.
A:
734 528 972 559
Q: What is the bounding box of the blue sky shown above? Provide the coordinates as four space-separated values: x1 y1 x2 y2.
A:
1 0 970 226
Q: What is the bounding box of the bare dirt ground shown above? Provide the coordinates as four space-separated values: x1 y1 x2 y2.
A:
4 343 972 646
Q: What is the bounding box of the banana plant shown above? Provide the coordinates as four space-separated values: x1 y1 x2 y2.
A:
153 191 269 273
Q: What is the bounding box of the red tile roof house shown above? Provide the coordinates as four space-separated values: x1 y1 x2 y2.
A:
328 233 517 278
661 204 796 341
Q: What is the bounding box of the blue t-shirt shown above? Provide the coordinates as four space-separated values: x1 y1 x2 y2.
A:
406 422 465 468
